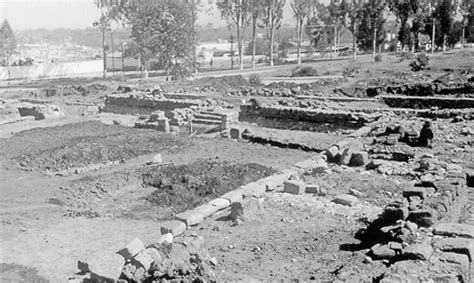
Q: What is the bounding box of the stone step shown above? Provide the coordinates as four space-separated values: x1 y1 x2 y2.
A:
193 113 222 121
191 118 221 125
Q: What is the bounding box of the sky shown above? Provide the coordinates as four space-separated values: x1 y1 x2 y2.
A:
0 0 309 30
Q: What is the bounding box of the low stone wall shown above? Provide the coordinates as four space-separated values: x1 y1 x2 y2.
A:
239 103 378 131
381 95 474 109
366 82 474 97
102 94 201 115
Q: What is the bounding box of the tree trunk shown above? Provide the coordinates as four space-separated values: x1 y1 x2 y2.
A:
237 24 244 70
431 18 435 54
461 21 465 50
102 29 107 78
352 21 357 60
372 27 377 58
296 19 302 65
251 18 257 69
269 28 274 67
443 33 446 52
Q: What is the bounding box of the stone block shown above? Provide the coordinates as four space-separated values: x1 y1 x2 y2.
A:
283 180 305 195
339 148 354 165
305 184 326 196
371 244 396 259
384 206 409 222
221 190 244 204
407 210 435 227
157 233 173 244
402 187 427 200
332 194 359 207
433 223 474 239
192 204 219 220
78 252 124 282
433 238 474 261
437 252 470 269
208 198 231 210
335 138 363 151
325 146 340 162
175 211 204 227
349 151 369 166
295 157 327 173
230 127 242 139
402 240 433 260
116 238 145 261
160 220 187 236
240 182 266 197
134 248 161 270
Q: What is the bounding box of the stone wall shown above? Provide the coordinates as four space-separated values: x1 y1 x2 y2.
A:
239 103 377 131
381 96 474 109
102 94 201 115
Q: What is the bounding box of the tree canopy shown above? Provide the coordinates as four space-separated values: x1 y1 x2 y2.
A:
0 20 17 58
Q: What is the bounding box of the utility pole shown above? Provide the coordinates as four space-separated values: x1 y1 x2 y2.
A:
230 34 234 70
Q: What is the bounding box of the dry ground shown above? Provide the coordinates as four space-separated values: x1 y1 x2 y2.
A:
0 50 472 282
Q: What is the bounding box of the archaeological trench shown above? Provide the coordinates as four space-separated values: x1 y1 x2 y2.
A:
0 67 473 282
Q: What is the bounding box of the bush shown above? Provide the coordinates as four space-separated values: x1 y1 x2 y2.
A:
248 74 262 86
398 51 414 62
409 53 430 72
291 66 318 77
374 55 383 62
342 65 360 78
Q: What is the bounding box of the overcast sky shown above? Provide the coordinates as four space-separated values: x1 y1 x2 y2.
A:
0 0 317 30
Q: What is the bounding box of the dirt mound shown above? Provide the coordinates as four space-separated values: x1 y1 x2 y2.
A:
143 160 276 213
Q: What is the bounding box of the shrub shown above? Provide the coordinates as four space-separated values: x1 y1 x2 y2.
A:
374 55 383 62
291 66 318 77
248 74 262 86
342 65 360 78
409 53 430 72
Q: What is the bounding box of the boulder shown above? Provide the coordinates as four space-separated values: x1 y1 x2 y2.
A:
370 244 396 259
78 252 124 282
349 151 369 166
402 240 433 260
160 220 187 236
134 248 161 270
332 194 359 207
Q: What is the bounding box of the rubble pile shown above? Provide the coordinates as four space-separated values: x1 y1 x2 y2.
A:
135 111 170 133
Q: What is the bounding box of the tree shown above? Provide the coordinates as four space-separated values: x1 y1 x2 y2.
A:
260 0 286 66
217 0 252 70
434 0 455 51
249 0 264 68
305 2 334 53
126 0 196 79
466 1 474 42
356 0 386 57
457 0 471 49
387 0 420 51
0 20 17 82
343 0 366 60
291 0 316 65
93 0 123 78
